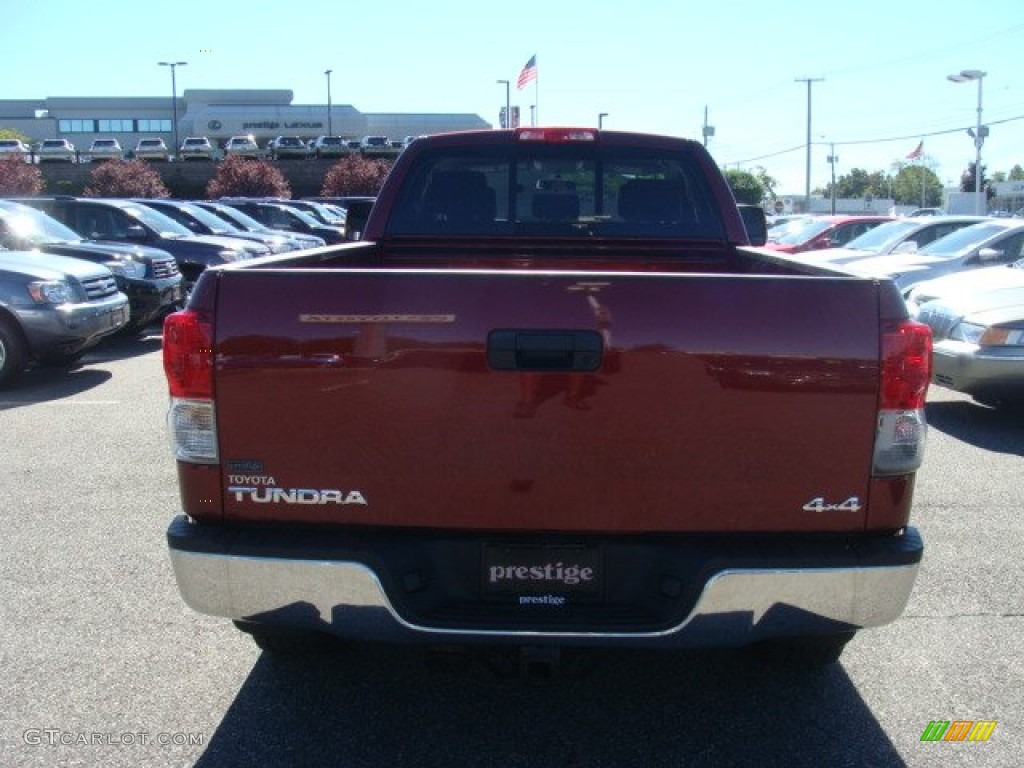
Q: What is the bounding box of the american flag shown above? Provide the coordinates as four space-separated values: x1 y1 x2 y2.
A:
906 140 923 160
517 55 537 90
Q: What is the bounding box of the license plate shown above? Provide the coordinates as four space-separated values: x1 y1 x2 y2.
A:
482 545 603 602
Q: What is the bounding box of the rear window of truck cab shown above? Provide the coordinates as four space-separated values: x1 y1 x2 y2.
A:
385 145 726 240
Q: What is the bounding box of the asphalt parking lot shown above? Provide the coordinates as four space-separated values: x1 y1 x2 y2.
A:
0 328 1021 767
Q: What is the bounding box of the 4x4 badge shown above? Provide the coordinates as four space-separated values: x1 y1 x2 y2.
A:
803 496 861 513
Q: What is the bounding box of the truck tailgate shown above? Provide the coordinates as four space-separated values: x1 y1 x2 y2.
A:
213 268 881 533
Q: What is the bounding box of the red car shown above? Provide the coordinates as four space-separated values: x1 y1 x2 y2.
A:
764 215 894 254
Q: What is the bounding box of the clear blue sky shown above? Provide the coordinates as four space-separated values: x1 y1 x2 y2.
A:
3 1 1023 195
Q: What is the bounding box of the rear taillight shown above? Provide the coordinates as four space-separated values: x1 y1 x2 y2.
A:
880 320 932 410
163 309 214 399
873 320 932 476
163 309 218 463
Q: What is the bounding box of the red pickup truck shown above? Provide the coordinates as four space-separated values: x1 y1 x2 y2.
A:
163 128 931 668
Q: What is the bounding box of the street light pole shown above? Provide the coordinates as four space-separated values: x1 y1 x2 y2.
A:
826 142 838 215
496 80 510 128
598 112 608 129
947 69 987 215
158 61 187 158
325 69 333 135
795 77 823 214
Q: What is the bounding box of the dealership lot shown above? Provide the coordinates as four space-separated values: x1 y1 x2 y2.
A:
0 330 1021 767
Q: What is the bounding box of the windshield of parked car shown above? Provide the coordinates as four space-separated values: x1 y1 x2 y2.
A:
279 207 322 227
122 204 193 237
288 201 342 226
773 217 833 245
0 205 84 244
843 219 921 251
177 203 241 234
917 221 1016 259
203 204 268 231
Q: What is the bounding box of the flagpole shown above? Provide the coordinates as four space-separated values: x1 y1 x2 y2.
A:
532 59 540 125
534 62 539 125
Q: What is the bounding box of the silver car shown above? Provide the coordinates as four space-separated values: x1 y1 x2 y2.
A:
87 138 123 162
915 283 1024 408
842 218 1024 293
134 138 170 162
905 259 1024 317
798 216 988 263
37 138 77 163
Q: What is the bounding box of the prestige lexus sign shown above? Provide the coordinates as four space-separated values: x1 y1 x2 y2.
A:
241 121 324 131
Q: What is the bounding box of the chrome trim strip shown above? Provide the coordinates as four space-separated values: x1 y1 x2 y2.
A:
169 550 919 641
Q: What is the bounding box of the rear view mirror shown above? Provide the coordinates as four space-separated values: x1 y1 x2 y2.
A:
737 204 767 246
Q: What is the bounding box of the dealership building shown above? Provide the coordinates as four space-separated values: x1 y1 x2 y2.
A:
0 89 491 150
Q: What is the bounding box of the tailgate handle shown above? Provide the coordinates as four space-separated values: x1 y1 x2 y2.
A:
487 329 603 372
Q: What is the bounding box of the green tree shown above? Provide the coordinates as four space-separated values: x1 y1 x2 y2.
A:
892 165 942 207
722 169 764 205
82 159 169 198
960 162 995 202
753 166 777 202
834 168 873 199
1008 165 1024 181
0 128 32 142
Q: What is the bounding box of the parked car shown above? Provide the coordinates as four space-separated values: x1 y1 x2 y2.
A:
914 283 1024 408
761 215 894 254
218 199 347 244
766 213 809 231
359 135 400 158
0 139 32 161
0 200 182 331
268 136 311 160
261 198 345 227
905 259 1024 317
0 250 128 385
87 138 123 162
133 199 300 253
842 218 1024 293
797 216 988 263
134 138 170 162
13 197 268 293
223 135 262 159
303 196 376 240
311 135 352 159
909 208 947 217
37 139 77 163
190 201 326 250
179 136 217 161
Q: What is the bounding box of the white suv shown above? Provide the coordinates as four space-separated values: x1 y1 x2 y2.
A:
224 135 263 159
312 135 352 159
134 138 170 162
268 136 311 160
38 139 77 163
0 139 32 160
179 136 217 161
87 139 123 162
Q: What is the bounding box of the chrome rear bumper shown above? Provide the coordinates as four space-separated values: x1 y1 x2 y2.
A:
167 518 922 647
